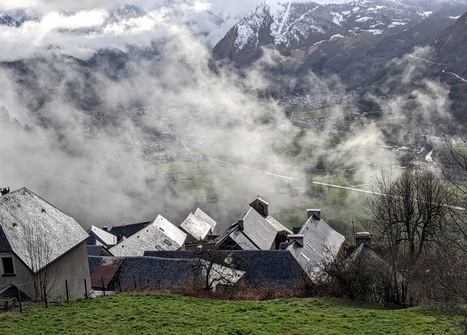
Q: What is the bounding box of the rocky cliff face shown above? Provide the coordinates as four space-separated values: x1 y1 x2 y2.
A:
213 0 467 65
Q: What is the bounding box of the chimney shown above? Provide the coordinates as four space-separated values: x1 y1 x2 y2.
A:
237 220 244 230
1 187 10 196
355 232 371 248
307 209 321 220
249 197 269 217
287 233 304 246
102 226 108 232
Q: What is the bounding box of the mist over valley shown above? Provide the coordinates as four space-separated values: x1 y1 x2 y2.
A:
0 0 466 235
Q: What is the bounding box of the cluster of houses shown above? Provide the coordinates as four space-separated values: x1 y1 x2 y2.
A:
0 186 362 302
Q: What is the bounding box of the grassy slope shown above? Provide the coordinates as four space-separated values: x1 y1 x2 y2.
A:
0 293 457 335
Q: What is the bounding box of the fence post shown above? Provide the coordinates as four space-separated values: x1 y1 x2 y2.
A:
65 280 69 302
17 286 22 314
43 285 48 308
84 279 88 299
101 277 106 297
133 275 137 290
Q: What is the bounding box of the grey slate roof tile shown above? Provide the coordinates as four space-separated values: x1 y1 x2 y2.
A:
143 250 307 288
109 215 186 257
87 225 117 247
0 187 89 273
287 215 345 279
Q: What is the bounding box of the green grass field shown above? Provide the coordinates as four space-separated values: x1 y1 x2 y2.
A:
0 293 458 335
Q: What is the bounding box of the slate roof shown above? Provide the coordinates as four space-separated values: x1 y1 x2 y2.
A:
241 207 278 250
0 225 12 252
348 243 388 266
265 215 292 234
216 208 285 251
90 258 124 289
87 225 117 247
194 208 217 232
180 208 217 241
144 250 307 288
88 256 197 290
86 245 113 257
287 215 345 279
153 215 187 246
109 215 186 257
107 221 151 241
0 188 89 273
215 222 260 250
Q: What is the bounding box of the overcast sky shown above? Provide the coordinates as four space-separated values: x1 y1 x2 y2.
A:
0 1 347 16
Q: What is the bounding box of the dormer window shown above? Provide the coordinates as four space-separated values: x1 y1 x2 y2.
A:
1 257 15 276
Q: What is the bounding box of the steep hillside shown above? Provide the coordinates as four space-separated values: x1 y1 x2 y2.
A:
0 12 20 27
430 10 467 78
430 11 467 123
213 0 467 65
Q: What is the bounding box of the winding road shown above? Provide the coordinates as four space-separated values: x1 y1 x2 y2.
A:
409 54 467 83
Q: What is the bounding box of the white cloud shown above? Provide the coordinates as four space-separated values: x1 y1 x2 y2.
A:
0 0 118 15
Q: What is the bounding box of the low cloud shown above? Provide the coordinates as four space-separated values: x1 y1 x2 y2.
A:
0 1 455 230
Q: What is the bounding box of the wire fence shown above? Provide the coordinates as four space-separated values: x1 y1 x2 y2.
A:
0 276 90 313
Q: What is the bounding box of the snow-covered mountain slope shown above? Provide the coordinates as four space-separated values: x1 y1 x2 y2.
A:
0 12 20 27
107 3 147 22
213 0 467 64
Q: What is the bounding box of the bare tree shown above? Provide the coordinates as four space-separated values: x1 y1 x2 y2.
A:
318 245 403 304
435 137 467 334
23 224 62 301
444 136 467 246
366 169 454 261
191 247 244 292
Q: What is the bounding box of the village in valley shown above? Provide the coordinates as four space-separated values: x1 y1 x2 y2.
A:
0 186 366 303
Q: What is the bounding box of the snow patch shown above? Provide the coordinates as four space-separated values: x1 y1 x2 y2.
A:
366 29 383 35
330 34 344 40
388 21 407 28
421 11 433 18
356 16 372 22
331 12 344 26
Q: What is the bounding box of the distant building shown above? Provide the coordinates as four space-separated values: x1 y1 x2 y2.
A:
0 187 90 301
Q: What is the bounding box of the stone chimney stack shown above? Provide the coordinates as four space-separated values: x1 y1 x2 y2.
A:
355 232 372 248
307 209 321 220
249 198 269 217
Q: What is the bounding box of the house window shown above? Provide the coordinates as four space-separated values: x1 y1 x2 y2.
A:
1 257 15 276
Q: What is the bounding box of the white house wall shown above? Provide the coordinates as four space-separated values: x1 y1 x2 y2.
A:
0 242 90 301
